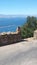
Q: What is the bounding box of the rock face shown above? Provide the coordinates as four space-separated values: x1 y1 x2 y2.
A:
34 30 37 39
0 27 21 46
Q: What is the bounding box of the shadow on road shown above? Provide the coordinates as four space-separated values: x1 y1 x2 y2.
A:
0 39 28 47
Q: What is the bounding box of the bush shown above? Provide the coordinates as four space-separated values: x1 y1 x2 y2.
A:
21 16 37 39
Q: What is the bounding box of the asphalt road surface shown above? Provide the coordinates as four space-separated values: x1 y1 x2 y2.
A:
0 40 37 65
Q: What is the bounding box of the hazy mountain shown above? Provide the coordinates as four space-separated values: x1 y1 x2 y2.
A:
0 14 27 18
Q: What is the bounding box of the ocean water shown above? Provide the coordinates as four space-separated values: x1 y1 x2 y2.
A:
0 17 26 32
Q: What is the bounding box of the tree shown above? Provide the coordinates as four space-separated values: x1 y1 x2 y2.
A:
21 16 37 39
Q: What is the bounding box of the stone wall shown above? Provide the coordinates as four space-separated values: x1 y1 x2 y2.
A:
34 30 37 39
0 27 21 46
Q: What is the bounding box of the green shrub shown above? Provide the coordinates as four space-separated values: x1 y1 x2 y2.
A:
21 16 37 39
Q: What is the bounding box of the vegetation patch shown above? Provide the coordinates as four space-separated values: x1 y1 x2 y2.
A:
21 16 37 39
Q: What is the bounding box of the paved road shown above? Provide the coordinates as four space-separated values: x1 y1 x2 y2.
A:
0 40 37 65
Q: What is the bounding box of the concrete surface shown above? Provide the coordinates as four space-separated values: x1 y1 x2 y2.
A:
0 40 37 65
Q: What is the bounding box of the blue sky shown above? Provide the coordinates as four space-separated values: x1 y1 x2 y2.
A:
0 0 37 16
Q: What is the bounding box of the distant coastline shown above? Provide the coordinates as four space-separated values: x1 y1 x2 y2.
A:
0 14 27 18
0 14 37 18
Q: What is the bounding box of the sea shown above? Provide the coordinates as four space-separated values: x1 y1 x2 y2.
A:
0 17 26 32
